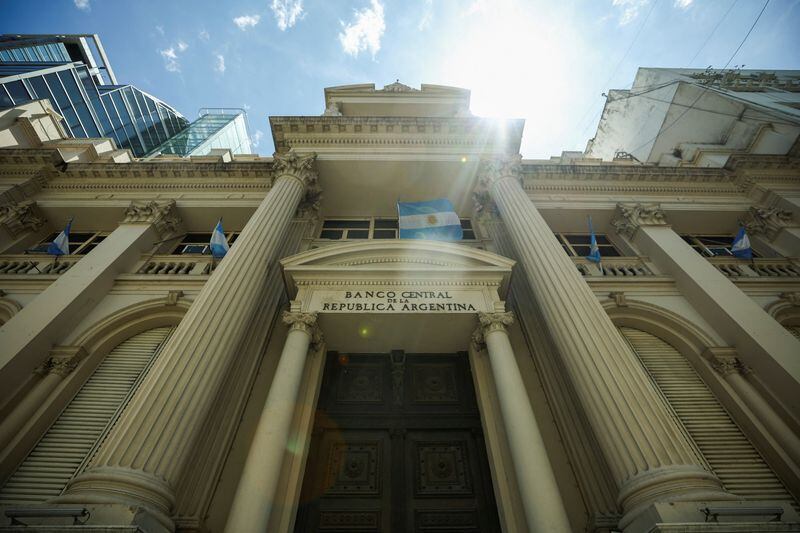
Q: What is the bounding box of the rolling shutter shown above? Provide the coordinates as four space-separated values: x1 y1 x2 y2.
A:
0 327 173 504
620 326 794 503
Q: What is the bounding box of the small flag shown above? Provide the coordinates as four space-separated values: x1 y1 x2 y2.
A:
210 219 229 258
397 199 463 241
731 227 752 259
586 216 601 264
47 218 72 256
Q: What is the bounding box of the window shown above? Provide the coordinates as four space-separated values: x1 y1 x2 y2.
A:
680 234 758 258
318 218 477 240
171 232 239 255
554 233 621 257
30 232 108 255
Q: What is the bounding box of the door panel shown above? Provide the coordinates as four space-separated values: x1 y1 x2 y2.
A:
296 353 500 533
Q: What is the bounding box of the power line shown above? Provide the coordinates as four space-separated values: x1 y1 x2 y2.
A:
688 0 739 66
628 0 772 155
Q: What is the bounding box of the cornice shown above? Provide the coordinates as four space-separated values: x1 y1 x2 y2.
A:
43 179 271 192
0 148 63 166
725 153 800 171
521 164 734 183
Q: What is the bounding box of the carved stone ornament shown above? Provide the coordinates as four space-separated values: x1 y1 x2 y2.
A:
323 101 342 116
272 151 318 187
0 200 46 237
166 290 183 306
470 327 486 350
35 346 87 378
780 292 800 306
382 80 418 92
742 206 795 240
282 310 322 345
296 181 323 220
472 189 499 219
710 354 743 377
478 155 523 188
609 291 627 307
477 311 515 335
123 199 182 239
611 202 668 239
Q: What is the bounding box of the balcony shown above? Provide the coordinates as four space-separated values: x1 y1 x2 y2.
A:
707 257 800 278
0 255 79 275
571 257 656 277
134 255 217 275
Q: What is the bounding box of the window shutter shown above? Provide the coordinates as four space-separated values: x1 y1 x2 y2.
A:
0 326 173 504
619 326 794 503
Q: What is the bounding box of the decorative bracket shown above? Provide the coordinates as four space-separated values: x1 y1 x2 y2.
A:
611 202 668 239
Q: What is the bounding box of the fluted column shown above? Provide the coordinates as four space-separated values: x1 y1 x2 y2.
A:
0 347 85 452
60 152 319 530
225 311 322 533
708 348 800 469
0 200 181 404
478 156 728 527
475 312 571 533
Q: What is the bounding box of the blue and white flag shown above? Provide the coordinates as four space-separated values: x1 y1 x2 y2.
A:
210 219 229 258
586 216 601 264
397 199 463 241
47 218 72 256
731 227 752 259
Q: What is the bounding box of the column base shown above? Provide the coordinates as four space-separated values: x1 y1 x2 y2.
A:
618 466 733 529
623 500 800 533
55 466 175 532
0 503 171 532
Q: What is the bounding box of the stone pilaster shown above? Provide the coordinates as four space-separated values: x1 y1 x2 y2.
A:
0 200 182 403
612 201 800 416
59 152 319 530
479 157 727 527
706 347 800 470
475 311 572 533
224 311 322 533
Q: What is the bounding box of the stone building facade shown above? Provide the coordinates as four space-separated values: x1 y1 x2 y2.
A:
0 82 799 532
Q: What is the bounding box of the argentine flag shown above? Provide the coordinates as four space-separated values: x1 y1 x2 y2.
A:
47 218 72 256
731 227 752 259
586 216 601 264
397 199 463 241
210 219 229 258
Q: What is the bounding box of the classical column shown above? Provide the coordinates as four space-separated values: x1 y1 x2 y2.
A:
60 152 319 531
708 348 800 469
0 347 85 452
0 200 180 403
478 157 727 527
742 205 800 258
612 202 800 415
225 311 322 533
475 312 571 533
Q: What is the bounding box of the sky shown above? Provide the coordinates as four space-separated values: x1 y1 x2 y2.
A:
2 0 800 158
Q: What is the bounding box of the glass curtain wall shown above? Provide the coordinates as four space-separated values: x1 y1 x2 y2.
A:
146 110 251 157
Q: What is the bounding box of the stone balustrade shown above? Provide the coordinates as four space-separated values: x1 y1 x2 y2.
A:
707 257 800 278
135 255 216 275
571 256 655 277
0 255 80 275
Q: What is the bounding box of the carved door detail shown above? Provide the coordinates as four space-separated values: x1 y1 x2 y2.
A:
295 353 500 532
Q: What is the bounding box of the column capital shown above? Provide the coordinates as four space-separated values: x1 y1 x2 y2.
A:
34 346 87 377
0 200 46 237
282 310 323 349
478 311 515 335
295 181 323 220
742 205 795 240
123 199 182 240
611 202 668 239
477 155 523 188
272 151 319 188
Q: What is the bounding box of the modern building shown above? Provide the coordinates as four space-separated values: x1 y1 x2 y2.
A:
0 34 189 157
0 78 798 533
585 67 800 167
146 109 252 158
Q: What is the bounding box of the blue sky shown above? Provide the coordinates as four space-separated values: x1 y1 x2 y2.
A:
2 0 799 158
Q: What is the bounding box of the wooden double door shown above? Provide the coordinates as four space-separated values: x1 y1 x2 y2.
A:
295 352 501 532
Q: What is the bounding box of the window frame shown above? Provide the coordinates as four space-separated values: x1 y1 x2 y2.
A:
318 217 477 241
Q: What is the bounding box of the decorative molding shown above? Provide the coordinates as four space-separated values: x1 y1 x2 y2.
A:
478 155 523 188
779 292 800 306
478 311 514 335
0 200 47 237
123 199 182 239
704 347 744 377
271 151 318 187
35 346 88 378
166 290 184 306
611 203 668 239
282 310 323 350
742 206 796 239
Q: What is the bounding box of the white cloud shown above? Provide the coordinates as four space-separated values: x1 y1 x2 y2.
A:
155 25 165 35
251 129 264 148
199 29 210 40
242 103 252 111
418 0 433 30
160 47 180 72
215 54 226 73
674 0 693 9
612 0 649 25
339 0 385 58
233 14 261 30
74 0 90 10
177 40 189 52
271 0 304 31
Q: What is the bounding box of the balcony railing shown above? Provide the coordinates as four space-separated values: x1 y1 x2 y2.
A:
571 257 655 277
134 255 216 275
707 257 800 278
0 255 79 275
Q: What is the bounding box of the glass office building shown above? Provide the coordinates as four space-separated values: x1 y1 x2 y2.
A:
146 109 252 157
0 34 188 157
